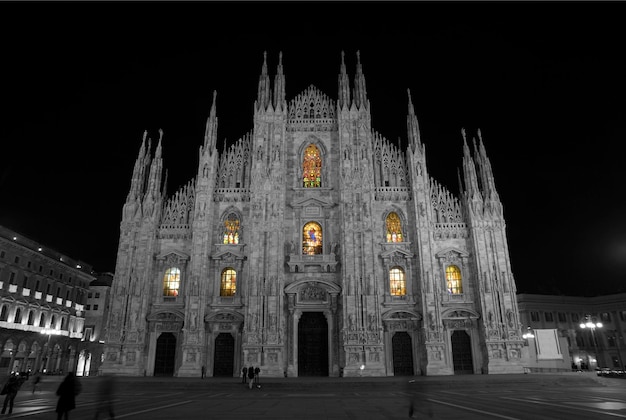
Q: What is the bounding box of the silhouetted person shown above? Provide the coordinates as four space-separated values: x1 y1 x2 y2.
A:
56 372 81 420
1 373 21 414
254 366 260 385
241 366 248 384
32 372 42 394
407 378 433 418
247 365 255 389
201 365 206 379
94 374 115 420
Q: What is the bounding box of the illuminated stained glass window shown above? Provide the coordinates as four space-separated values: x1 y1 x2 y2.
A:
163 267 180 297
223 213 240 244
302 222 323 255
386 212 403 243
220 268 237 296
302 143 322 188
446 265 462 294
390 267 406 296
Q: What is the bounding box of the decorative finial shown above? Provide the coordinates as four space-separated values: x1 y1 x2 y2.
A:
356 50 361 64
279 51 283 65
158 128 164 140
461 128 466 142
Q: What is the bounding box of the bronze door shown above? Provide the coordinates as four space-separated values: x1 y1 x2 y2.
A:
213 333 235 377
298 312 328 376
451 330 474 374
154 332 176 376
392 331 414 376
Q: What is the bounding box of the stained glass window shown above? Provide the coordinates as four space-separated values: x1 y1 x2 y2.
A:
220 268 237 296
223 213 240 244
302 222 323 255
163 267 180 297
302 143 322 188
446 265 462 294
390 267 406 296
386 212 403 243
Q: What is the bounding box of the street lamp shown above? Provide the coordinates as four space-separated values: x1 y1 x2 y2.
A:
522 326 535 340
580 314 603 369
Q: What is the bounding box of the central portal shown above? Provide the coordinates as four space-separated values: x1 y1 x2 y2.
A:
298 312 328 376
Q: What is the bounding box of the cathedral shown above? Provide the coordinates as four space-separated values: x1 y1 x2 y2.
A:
100 51 525 377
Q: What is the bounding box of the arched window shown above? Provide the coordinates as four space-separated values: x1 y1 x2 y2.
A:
0 305 7 322
222 213 240 244
163 268 181 297
220 268 237 296
61 317 66 330
390 267 406 296
302 143 322 188
446 265 463 294
27 310 34 325
386 212 403 243
50 315 56 329
302 222 323 255
14 308 22 324
39 313 46 328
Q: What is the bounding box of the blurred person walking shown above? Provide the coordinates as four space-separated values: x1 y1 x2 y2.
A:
1 373 22 415
254 366 260 386
93 374 116 420
407 378 433 418
241 366 248 384
55 372 81 420
31 372 42 394
247 365 255 389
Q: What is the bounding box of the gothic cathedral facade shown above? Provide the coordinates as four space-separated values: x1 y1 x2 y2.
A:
100 51 524 377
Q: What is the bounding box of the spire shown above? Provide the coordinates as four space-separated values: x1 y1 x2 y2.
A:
476 129 500 202
338 50 351 109
406 89 422 153
256 51 272 111
352 50 368 110
273 51 286 111
126 130 148 202
203 90 218 153
146 129 164 199
461 128 482 203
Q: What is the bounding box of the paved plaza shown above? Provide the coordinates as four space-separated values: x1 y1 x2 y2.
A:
1 372 625 419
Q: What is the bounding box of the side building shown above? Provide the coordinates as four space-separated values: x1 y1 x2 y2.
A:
101 51 525 377
518 293 626 372
0 225 93 375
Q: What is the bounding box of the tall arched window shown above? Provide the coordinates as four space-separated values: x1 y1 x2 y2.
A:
27 310 34 325
446 265 463 294
303 222 323 255
14 308 22 324
0 305 7 322
386 212 403 243
220 268 237 296
50 315 56 329
223 213 240 244
302 143 322 188
163 267 181 297
390 267 406 296
39 313 46 327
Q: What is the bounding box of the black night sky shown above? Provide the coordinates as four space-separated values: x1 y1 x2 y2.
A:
2 2 626 297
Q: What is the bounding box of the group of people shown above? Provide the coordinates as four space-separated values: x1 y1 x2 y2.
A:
241 366 260 389
1 371 116 419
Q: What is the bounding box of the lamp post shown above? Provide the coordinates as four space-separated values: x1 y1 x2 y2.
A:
522 326 535 340
580 314 603 369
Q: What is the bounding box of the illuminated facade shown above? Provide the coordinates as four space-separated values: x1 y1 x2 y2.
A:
0 225 92 375
101 51 524 377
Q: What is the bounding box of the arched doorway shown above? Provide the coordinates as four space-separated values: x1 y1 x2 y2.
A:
451 330 473 374
154 332 176 376
213 333 234 377
392 331 414 376
298 312 328 376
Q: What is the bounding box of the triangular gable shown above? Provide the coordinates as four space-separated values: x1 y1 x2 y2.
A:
290 196 334 209
156 250 190 261
211 249 245 261
435 247 469 259
380 247 414 259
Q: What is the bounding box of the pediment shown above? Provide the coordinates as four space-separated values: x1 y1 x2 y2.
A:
290 196 335 209
156 250 190 262
211 249 245 261
382 310 422 321
380 247 414 259
441 308 480 319
205 310 244 323
435 247 469 259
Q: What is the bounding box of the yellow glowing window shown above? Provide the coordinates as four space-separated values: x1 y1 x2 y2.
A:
446 265 462 294
302 222 323 255
303 143 322 188
220 268 237 296
390 267 406 296
223 213 240 244
163 267 180 297
386 212 403 243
